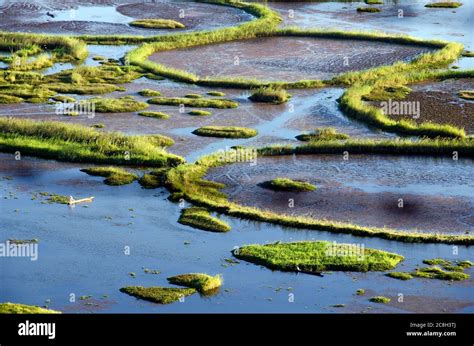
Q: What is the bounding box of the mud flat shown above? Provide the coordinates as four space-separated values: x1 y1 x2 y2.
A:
0 0 253 36
150 36 434 82
207 155 474 235
384 79 474 134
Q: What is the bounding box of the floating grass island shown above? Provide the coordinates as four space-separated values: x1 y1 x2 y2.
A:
425 2 462 8
167 273 222 292
413 267 469 281
82 97 149 113
261 178 316 192
365 0 384 4
458 90 474 100
362 86 412 102
233 241 404 274
192 126 257 138
386 272 414 280
178 207 231 233
0 302 60 314
369 296 391 304
249 87 290 104
138 111 170 119
129 19 185 29
188 110 212 116
148 97 238 109
120 286 196 304
296 128 349 142
81 167 138 186
357 7 382 13
138 89 161 97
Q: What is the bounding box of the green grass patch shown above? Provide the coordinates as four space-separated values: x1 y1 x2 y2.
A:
458 90 474 100
188 110 212 116
413 266 469 281
425 2 462 8
0 302 60 314
365 0 384 4
184 94 203 99
81 167 138 186
386 272 413 280
362 86 412 102
462 51 474 57
148 97 238 109
233 241 404 273
356 289 365 295
51 95 76 103
357 7 382 12
192 126 257 138
167 273 222 292
178 207 231 233
138 89 161 97
262 178 316 192
369 296 390 303
138 111 170 119
296 127 349 142
129 19 185 29
119 286 195 304
207 91 226 97
82 97 149 113
249 87 290 104
0 118 184 167
0 94 23 104
138 173 163 189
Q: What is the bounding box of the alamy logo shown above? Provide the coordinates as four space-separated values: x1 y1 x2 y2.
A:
0 240 38 261
380 99 420 119
18 320 56 339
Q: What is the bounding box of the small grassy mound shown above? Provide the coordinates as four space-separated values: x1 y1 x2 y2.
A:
189 110 211 116
462 51 474 57
138 111 170 119
356 289 365 295
0 302 60 314
148 97 238 109
178 207 231 233
129 19 185 29
43 193 69 204
167 273 222 292
207 91 226 97
83 97 149 113
138 173 163 189
365 0 384 4
413 267 469 281
0 94 23 104
51 95 76 103
192 126 257 138
425 2 462 8
357 7 382 12
120 286 195 304
458 90 474 100
138 89 161 97
81 167 138 186
262 178 316 192
370 296 390 304
144 134 175 147
233 241 404 273
296 128 349 142
249 87 290 104
362 86 412 102
386 272 413 280
185 94 203 99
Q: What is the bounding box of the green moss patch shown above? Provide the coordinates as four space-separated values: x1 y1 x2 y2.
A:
261 178 316 192
192 126 257 138
357 7 382 12
233 241 404 274
184 94 203 99
356 289 365 295
138 111 170 119
207 91 226 97
138 173 163 189
120 286 195 304
148 97 238 109
362 86 412 102
81 167 138 186
129 19 185 29
167 273 222 292
413 267 469 281
296 128 349 142
45 83 120 95
458 90 474 100
386 272 413 280
0 302 60 314
188 110 211 116
249 87 290 104
138 89 161 97
369 296 390 303
178 207 231 233
365 0 384 4
82 97 149 113
425 2 462 8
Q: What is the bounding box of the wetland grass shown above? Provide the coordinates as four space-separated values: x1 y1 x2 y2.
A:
178 207 231 233
357 7 382 12
138 111 170 119
188 110 211 116
233 241 404 273
369 296 391 303
192 126 257 138
80 167 138 186
81 97 149 113
148 97 238 109
167 273 222 292
119 286 196 304
262 178 316 192
425 2 462 8
0 302 60 314
138 89 161 97
295 128 349 142
248 87 290 104
129 19 185 29
386 272 413 280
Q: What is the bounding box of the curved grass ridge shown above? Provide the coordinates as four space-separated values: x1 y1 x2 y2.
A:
178 207 231 232
233 241 404 273
0 118 184 167
165 143 474 245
